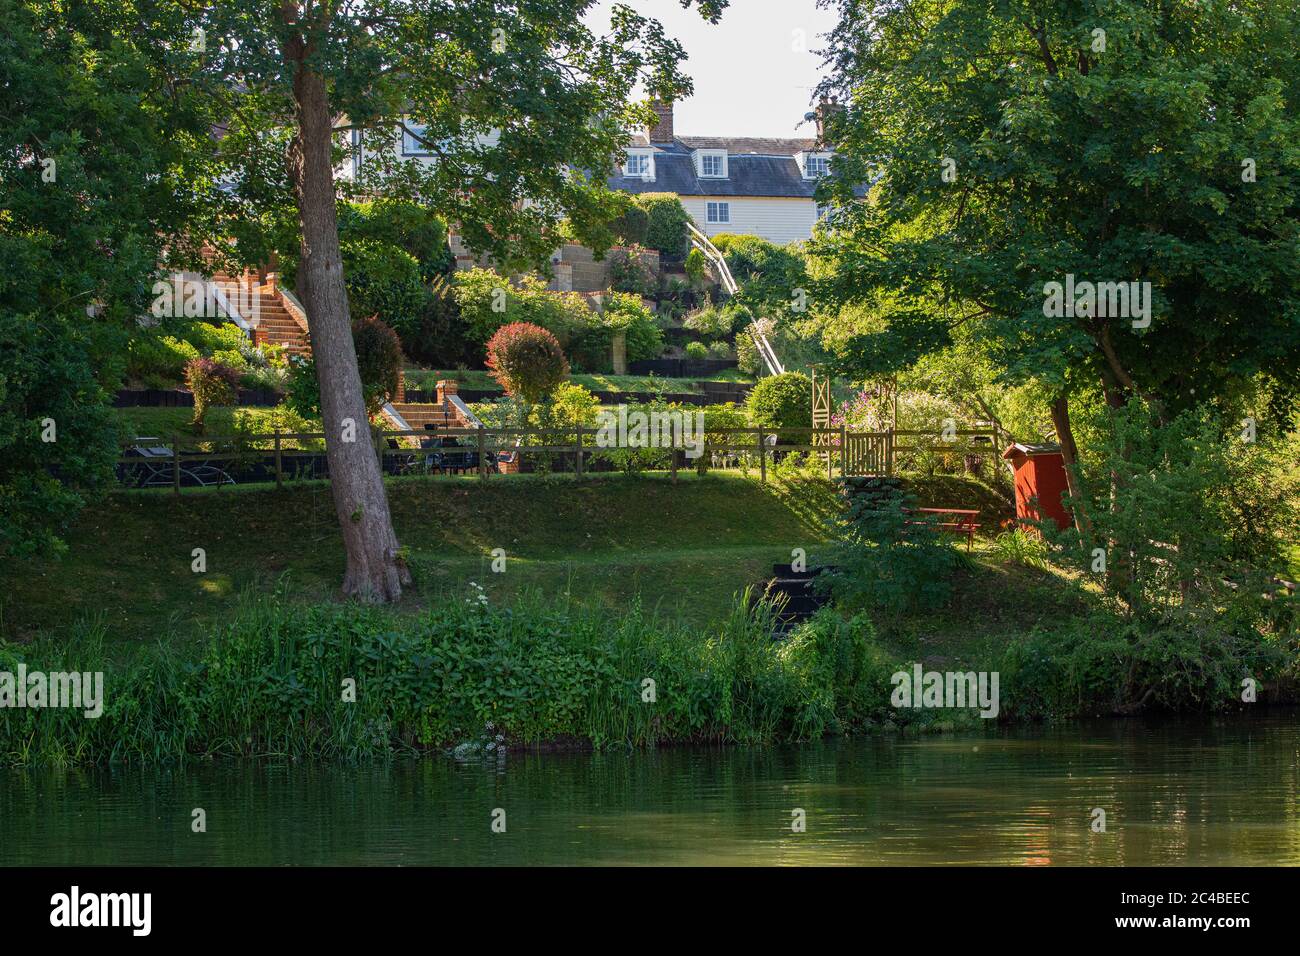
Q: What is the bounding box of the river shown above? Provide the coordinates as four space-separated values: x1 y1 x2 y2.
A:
3 715 1296 865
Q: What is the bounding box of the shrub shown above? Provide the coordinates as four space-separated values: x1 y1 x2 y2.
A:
746 371 811 439
684 341 709 360
284 315 403 417
635 192 691 260
609 198 650 246
340 238 428 342
340 199 454 280
684 247 708 285
595 292 664 364
485 322 570 405
818 482 966 617
707 340 734 360
609 245 655 296
684 304 736 341
184 357 241 432
351 314 404 413
126 333 199 383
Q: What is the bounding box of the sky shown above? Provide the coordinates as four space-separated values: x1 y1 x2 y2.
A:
585 0 840 138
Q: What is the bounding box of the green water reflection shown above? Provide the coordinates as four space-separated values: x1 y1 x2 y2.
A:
3 716 1298 865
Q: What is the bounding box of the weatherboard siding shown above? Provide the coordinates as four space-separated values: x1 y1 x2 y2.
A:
681 196 818 245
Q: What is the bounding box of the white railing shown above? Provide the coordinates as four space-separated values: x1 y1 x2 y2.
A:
686 223 784 376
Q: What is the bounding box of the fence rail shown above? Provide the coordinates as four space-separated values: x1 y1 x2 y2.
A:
115 425 1001 492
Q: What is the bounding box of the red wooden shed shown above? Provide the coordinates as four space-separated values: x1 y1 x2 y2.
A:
1001 442 1073 531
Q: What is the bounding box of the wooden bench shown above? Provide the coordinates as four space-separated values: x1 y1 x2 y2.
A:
903 507 981 552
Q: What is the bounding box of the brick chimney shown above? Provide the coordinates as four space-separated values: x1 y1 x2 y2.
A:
813 95 843 148
648 99 675 144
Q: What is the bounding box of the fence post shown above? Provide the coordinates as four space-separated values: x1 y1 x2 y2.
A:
757 426 766 483
574 425 584 479
671 440 678 484
477 425 487 481
887 428 895 477
172 434 181 495
840 423 847 478
274 429 283 490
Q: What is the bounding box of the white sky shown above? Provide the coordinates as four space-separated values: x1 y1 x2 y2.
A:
585 0 839 138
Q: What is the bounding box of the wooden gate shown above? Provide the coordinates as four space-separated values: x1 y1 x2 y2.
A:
844 432 891 476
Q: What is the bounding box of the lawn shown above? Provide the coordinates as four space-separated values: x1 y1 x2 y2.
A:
405 368 753 394
0 472 842 649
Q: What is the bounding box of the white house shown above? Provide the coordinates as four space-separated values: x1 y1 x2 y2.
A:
341 99 848 247
613 100 844 246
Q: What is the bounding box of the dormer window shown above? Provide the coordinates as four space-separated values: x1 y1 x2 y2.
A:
624 149 654 180
803 153 831 178
697 149 728 178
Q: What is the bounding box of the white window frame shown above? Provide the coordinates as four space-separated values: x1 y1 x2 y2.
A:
624 149 654 180
802 152 832 179
706 201 730 224
697 150 728 178
401 121 433 157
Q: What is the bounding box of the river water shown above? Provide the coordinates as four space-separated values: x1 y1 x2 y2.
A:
3 716 1297 865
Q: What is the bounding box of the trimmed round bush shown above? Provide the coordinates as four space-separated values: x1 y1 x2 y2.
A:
684 341 709 360
746 371 812 439
635 192 690 260
485 322 570 404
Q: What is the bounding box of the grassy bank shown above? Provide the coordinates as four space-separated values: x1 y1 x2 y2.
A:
0 472 849 647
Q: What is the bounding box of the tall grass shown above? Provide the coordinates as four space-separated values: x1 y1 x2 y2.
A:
0 591 902 766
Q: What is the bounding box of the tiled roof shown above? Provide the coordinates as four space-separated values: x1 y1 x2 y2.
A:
612 138 850 199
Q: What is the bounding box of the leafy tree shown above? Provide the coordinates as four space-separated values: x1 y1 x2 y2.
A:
713 233 809 322
0 0 214 557
811 0 1300 512
194 0 727 600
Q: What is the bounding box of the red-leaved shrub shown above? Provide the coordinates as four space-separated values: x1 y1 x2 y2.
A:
484 322 569 404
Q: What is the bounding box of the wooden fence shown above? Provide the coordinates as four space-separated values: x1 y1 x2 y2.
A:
114 425 1001 492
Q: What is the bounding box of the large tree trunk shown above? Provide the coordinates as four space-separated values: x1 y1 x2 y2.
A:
1049 394 1092 540
287 42 410 602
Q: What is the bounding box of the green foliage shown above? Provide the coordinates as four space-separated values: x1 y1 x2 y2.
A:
339 237 428 337
685 341 709 359
684 247 708 285
991 529 1049 570
608 197 650 247
999 612 1292 718
184 358 241 432
746 371 811 439
608 245 655 296
285 316 403 417
0 587 900 765
812 0 1300 416
339 199 453 281
1052 401 1300 629
634 193 691 260
713 233 808 320
485 322 570 404
819 481 967 617
0 0 217 555
454 269 662 371
590 291 664 365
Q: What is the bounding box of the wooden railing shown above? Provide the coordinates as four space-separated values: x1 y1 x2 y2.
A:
114 425 1000 493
